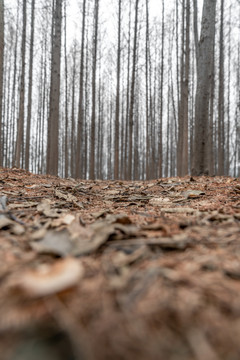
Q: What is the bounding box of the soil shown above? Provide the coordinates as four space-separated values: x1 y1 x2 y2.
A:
0 167 240 360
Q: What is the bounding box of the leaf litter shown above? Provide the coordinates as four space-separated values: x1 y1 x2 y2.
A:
0 168 240 359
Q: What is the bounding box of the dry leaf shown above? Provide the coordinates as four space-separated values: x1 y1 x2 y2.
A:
182 190 205 199
37 199 62 218
55 189 78 203
149 197 172 206
8 202 39 209
30 230 73 256
51 214 75 227
0 216 25 235
162 207 196 214
14 258 84 297
112 246 148 267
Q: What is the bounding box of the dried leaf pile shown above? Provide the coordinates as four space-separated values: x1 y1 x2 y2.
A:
0 167 240 360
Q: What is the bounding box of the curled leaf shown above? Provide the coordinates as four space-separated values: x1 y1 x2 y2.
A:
15 258 84 297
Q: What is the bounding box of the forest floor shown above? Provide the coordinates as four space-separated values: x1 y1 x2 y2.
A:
0 168 240 360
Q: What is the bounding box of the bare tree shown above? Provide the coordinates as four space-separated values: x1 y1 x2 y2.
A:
124 0 132 179
64 0 69 178
15 0 27 168
47 0 62 175
158 0 164 178
0 0 4 166
76 0 86 179
89 0 99 179
192 0 217 175
25 0 35 171
114 0 122 179
70 42 77 177
128 0 139 180
217 0 225 175
177 0 190 176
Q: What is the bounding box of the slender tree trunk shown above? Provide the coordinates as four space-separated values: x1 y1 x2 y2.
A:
236 40 240 177
124 0 132 179
0 0 4 166
15 0 27 168
177 0 190 176
177 0 185 176
76 0 86 179
47 0 62 175
192 0 217 175
165 66 170 177
114 0 121 179
209 34 215 176
89 0 99 179
183 0 190 175
226 4 231 175
84 33 89 179
128 0 139 180
25 0 35 171
158 0 164 178
64 0 68 178
193 0 199 70
217 0 225 175
70 45 77 177
145 0 150 180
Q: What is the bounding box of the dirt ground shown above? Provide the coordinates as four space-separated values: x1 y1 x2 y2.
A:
0 167 240 360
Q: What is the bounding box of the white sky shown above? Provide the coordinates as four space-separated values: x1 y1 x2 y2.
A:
66 0 164 44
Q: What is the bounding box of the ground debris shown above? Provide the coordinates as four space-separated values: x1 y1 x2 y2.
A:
0 168 240 359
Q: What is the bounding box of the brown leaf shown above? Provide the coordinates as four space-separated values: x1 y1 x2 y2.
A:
37 199 62 218
0 216 25 235
149 197 172 206
162 207 196 214
8 202 39 209
30 230 74 256
55 189 78 203
182 190 205 199
13 258 84 297
51 214 75 227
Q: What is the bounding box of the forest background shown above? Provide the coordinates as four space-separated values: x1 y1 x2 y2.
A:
0 0 239 180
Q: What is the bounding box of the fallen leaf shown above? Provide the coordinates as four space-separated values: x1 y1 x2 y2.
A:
14 258 84 297
182 190 205 199
112 245 148 267
149 197 172 206
30 230 74 256
30 227 47 240
161 207 196 214
55 189 78 203
8 202 39 209
105 189 120 196
91 210 109 219
51 214 75 227
37 199 61 218
103 213 132 225
0 216 25 235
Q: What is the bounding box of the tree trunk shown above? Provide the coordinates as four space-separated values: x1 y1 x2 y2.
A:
145 0 150 180
76 0 86 179
114 0 121 179
47 0 62 175
192 0 216 175
25 0 35 171
89 0 99 179
158 0 164 178
128 0 139 180
124 0 132 179
217 0 225 175
15 0 27 168
64 0 69 178
0 0 4 166
70 44 77 177
177 0 190 176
